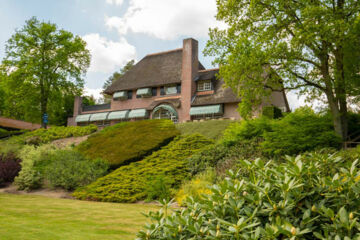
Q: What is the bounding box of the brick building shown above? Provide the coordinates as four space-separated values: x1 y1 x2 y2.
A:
68 38 289 127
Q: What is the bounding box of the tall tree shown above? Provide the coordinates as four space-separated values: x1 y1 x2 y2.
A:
205 0 360 140
102 60 135 103
1 17 90 127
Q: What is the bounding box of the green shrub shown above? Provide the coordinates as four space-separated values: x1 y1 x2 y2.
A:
262 108 342 156
137 152 360 239
188 138 263 177
76 120 179 168
221 117 272 146
45 150 108 191
14 145 56 190
262 106 283 119
145 175 174 202
176 120 233 140
73 134 213 203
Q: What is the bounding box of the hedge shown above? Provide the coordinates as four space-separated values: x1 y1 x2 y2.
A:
73 134 214 203
76 120 179 168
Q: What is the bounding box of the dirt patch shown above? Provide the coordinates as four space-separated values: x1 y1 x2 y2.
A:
0 184 74 199
51 135 89 148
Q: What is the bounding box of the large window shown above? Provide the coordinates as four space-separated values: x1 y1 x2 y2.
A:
197 80 212 91
152 105 178 123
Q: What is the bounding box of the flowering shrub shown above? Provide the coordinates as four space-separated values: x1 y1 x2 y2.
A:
137 152 360 239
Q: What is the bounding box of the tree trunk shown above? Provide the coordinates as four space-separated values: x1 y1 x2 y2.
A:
326 93 347 142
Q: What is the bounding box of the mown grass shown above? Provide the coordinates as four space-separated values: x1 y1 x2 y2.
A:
176 119 234 140
0 193 158 240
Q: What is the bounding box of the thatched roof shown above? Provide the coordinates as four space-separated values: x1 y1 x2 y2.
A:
105 49 205 94
192 69 241 106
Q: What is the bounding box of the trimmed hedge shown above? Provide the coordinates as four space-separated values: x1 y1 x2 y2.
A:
73 134 214 203
176 120 233 140
76 120 180 168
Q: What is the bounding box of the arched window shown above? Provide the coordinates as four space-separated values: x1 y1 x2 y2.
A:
152 104 178 123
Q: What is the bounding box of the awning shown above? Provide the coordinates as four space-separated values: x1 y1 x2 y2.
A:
165 86 177 95
75 114 91 123
153 104 178 117
90 112 109 121
189 104 223 116
136 88 152 96
113 91 127 99
107 110 129 120
128 109 148 118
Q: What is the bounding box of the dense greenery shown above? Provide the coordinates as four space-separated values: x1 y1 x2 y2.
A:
205 0 360 140
222 108 342 156
137 150 360 239
176 120 233 140
0 128 26 139
77 120 179 168
14 145 108 191
0 17 90 126
73 134 213 203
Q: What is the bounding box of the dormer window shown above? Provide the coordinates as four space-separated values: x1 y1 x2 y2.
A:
165 85 177 95
113 91 127 100
136 88 152 98
197 80 212 91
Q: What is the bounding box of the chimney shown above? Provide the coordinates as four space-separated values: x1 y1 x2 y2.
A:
73 96 83 117
180 38 198 122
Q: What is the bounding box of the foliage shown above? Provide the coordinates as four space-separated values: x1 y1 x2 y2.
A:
176 119 233 140
145 175 174 202
73 134 213 203
221 117 272 146
137 152 360 239
0 152 21 185
0 128 27 139
45 149 108 191
262 106 283 119
2 125 97 147
205 0 360 140
348 112 360 138
262 108 342 156
76 120 179 168
0 193 158 240
188 139 264 177
1 17 90 126
175 169 216 206
14 145 56 191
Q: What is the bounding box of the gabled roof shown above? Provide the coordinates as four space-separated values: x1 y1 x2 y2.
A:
192 69 241 106
105 49 205 94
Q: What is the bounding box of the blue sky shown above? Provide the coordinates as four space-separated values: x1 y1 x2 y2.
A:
0 0 219 96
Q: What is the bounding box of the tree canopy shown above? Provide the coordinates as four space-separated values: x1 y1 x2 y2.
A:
0 17 90 126
205 0 360 140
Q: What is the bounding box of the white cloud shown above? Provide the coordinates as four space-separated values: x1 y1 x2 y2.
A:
106 0 124 6
84 87 103 102
287 90 326 111
82 33 136 73
105 0 225 40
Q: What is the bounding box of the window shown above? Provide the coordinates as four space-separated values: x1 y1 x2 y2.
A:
177 84 181 93
127 90 133 99
197 80 212 91
165 85 177 95
160 87 165 95
152 87 157 96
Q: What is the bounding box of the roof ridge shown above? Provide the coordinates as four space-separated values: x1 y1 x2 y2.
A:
146 48 183 57
198 68 219 72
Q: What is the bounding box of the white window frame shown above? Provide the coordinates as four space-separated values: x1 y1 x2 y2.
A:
197 80 212 92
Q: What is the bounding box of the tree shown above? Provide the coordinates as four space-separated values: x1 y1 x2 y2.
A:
205 0 360 141
1 17 90 127
102 60 135 102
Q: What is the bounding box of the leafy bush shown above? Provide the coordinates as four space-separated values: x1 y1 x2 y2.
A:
15 145 107 191
73 134 214 203
221 117 272 146
14 145 56 190
0 152 21 185
262 106 283 119
145 175 174 202
188 138 263 177
176 120 233 140
45 150 108 191
76 120 179 168
137 152 360 239
0 128 26 139
262 108 342 156
175 169 215 206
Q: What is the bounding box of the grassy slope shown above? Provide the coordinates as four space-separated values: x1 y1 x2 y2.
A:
0 193 157 240
176 120 234 140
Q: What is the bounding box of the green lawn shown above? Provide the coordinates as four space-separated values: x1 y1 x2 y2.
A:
176 119 234 140
0 193 158 240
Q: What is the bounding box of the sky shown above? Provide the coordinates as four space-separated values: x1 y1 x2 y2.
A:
0 0 308 109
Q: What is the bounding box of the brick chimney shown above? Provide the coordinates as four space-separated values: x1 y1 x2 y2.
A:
180 38 198 122
73 96 83 117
